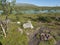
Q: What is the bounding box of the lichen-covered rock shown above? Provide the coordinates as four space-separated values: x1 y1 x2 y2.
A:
18 28 23 34
23 21 34 29
40 33 53 41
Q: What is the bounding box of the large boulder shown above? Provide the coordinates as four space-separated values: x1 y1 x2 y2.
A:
23 21 34 29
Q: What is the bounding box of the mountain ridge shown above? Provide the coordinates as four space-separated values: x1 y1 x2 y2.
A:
15 3 38 7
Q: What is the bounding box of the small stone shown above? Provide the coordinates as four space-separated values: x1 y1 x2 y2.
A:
41 33 45 36
5 35 6 37
18 28 23 34
44 37 48 40
26 32 30 35
17 21 20 24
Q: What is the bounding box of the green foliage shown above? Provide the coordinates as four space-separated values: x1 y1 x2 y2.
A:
48 38 56 45
38 16 52 23
39 37 56 45
0 0 16 15
39 41 50 45
0 23 28 45
0 11 60 45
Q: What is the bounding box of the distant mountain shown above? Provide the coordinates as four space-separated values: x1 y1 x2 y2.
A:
14 3 60 10
15 3 38 7
15 3 39 10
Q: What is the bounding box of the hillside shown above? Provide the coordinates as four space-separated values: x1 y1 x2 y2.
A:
0 3 60 10
14 3 60 10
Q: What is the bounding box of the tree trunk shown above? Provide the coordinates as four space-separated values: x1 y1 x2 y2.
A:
5 15 8 31
0 23 6 37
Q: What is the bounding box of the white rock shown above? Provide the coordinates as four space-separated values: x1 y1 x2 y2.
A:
23 21 34 29
17 21 20 24
26 32 30 35
18 28 23 34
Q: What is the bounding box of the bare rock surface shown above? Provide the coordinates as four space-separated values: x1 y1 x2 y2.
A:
23 21 34 29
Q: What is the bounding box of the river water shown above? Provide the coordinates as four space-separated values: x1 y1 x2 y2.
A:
0 10 60 14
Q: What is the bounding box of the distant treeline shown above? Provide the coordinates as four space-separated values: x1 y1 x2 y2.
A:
14 6 60 10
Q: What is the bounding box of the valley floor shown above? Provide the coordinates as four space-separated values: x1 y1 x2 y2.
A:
0 13 60 45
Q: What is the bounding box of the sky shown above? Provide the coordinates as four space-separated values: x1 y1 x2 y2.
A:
16 0 60 6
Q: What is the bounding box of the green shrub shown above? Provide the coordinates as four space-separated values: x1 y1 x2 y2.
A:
38 16 52 23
